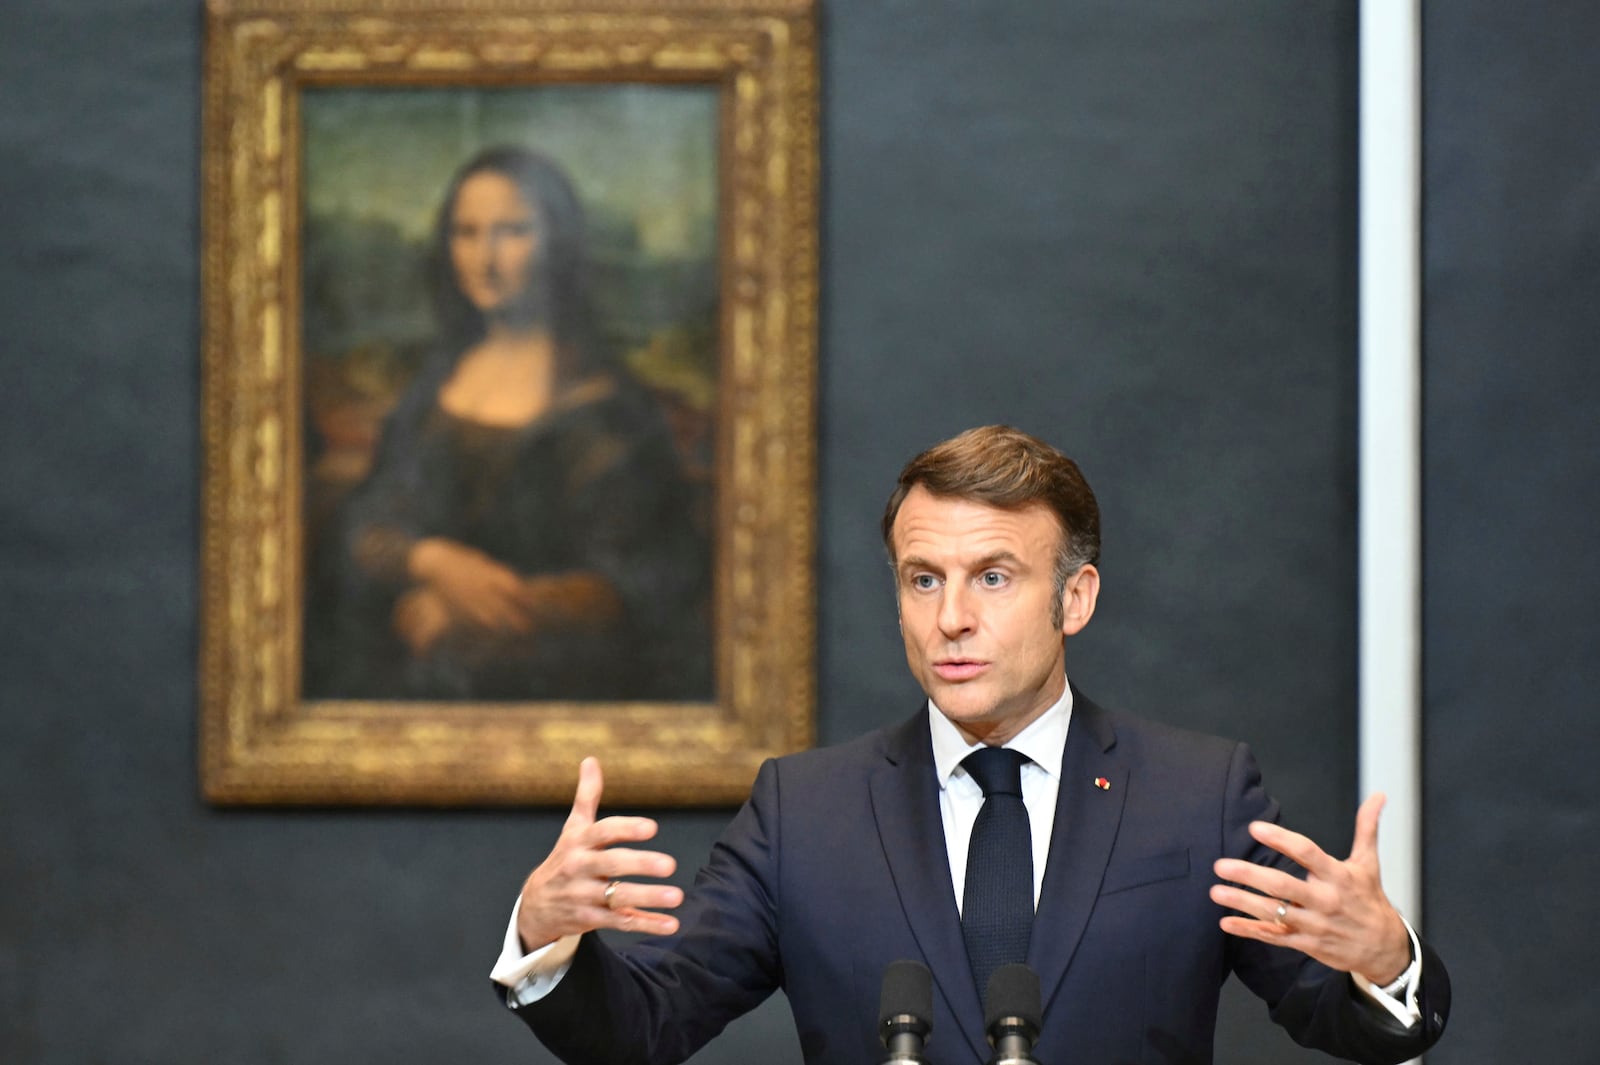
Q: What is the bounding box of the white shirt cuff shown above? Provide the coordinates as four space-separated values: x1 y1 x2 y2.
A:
489 895 580 1007
1349 914 1424 1028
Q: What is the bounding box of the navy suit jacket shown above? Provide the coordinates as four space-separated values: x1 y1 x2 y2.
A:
513 693 1449 1065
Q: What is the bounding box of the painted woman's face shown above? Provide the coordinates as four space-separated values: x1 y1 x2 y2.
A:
449 171 540 315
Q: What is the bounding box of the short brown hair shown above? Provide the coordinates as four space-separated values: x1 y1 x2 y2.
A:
881 426 1101 592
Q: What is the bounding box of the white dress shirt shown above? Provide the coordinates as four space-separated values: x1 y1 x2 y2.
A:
927 681 1072 912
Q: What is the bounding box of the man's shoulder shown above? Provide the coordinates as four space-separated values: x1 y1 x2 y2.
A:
728 711 920 827
769 709 922 775
1076 691 1246 767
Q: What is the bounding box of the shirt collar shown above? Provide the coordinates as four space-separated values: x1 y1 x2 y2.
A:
928 677 1073 790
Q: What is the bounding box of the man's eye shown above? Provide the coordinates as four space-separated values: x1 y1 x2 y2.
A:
911 574 937 590
980 571 1007 587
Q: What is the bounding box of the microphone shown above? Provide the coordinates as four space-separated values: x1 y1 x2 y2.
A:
878 959 933 1063
983 963 1042 1065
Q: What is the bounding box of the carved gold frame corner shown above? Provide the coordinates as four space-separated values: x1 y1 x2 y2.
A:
199 0 817 805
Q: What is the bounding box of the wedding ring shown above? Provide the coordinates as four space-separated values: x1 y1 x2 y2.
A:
1274 901 1291 922
604 880 622 909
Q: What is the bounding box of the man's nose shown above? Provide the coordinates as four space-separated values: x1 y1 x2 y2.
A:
936 584 975 638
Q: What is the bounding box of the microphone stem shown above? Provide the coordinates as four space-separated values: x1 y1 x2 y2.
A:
884 1031 924 1061
990 1028 1039 1065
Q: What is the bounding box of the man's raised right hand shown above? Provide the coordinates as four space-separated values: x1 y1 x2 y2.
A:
516 757 685 952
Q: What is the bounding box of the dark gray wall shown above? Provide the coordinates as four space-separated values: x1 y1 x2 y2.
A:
2 1 1586 1063
1422 4 1600 1063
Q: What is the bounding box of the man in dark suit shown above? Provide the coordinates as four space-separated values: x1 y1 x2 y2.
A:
492 426 1450 1064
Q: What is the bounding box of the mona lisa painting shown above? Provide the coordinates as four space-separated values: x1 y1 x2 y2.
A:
300 91 717 705
200 0 817 806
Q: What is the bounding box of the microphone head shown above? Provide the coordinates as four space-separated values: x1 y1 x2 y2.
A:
983 963 1042 1036
879 959 933 1040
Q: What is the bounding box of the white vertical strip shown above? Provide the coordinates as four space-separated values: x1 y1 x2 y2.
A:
1358 0 1422 938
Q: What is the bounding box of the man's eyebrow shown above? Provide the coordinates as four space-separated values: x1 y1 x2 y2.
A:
969 550 1025 570
896 550 1025 575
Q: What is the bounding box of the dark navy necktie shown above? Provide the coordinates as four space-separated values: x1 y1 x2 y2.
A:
960 746 1033 1003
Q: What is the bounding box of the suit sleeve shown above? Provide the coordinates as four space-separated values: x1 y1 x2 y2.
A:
1221 742 1451 1063
508 760 786 1065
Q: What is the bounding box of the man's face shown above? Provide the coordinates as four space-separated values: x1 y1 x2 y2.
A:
891 486 1097 746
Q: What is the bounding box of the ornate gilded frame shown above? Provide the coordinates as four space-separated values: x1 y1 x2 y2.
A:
199 0 817 805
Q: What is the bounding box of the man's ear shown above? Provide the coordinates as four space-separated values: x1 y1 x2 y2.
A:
1060 564 1100 637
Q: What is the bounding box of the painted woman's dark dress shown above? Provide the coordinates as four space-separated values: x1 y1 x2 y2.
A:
308 359 710 703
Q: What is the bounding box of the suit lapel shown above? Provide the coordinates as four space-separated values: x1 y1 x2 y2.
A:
868 711 991 1063
1028 692 1127 1017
